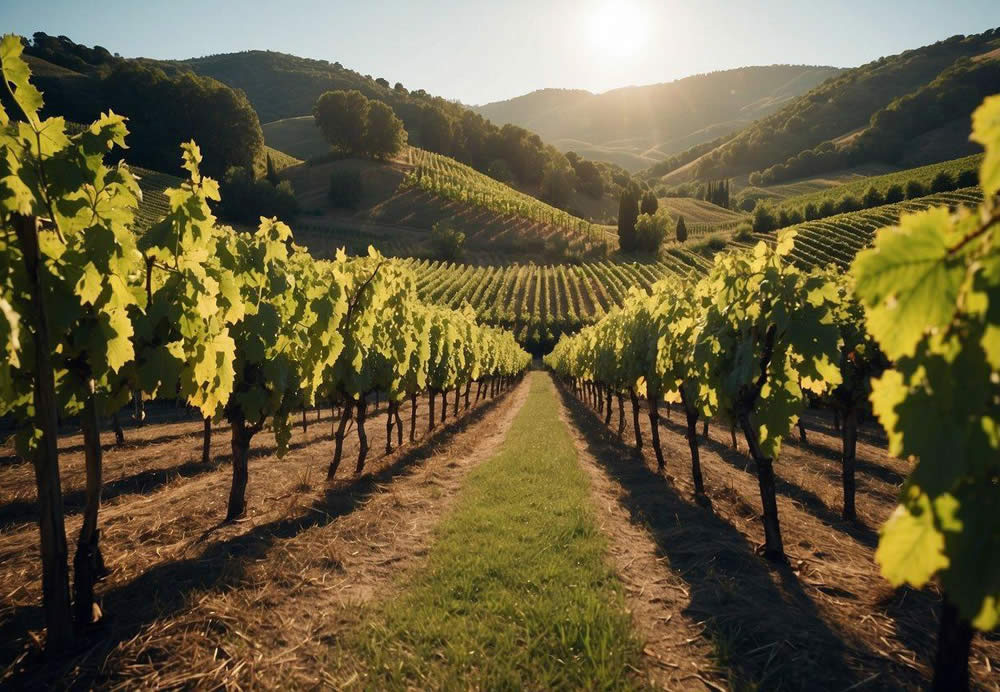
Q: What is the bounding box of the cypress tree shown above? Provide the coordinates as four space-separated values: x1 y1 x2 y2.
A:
618 186 640 251
675 215 688 243
640 190 658 215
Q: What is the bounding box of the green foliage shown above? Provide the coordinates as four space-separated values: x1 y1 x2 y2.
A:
631 211 668 252
675 215 689 242
218 165 298 225
752 202 777 233
312 89 370 157
677 28 1000 183
364 100 407 159
852 96 1000 631
617 185 640 251
99 60 264 179
430 222 465 261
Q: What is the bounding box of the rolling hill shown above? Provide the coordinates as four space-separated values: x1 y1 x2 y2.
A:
472 66 845 171
282 146 614 263
646 26 1000 186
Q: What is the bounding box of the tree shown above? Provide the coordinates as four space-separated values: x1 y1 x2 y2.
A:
99 62 264 180
313 89 369 155
573 159 603 199
219 166 298 224
418 104 451 154
541 162 573 208
640 190 659 215
885 183 905 203
617 186 640 251
363 100 407 160
633 212 669 253
752 202 777 233
862 185 884 208
675 215 688 242
430 221 466 261
905 180 926 199
930 170 955 193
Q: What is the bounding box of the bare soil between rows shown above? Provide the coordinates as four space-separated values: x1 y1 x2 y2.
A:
0 382 527 689
554 381 999 691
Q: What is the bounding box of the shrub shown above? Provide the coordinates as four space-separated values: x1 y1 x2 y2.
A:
804 202 818 221
930 170 955 193
430 221 466 261
328 169 363 209
836 195 862 214
218 166 298 224
733 222 753 242
862 185 884 208
905 180 926 199
955 168 978 188
818 199 836 217
885 184 905 203
752 202 777 233
633 211 670 252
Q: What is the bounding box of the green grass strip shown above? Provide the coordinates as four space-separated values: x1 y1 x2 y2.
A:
344 372 640 689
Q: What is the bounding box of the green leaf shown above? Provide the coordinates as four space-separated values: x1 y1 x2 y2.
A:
876 492 949 589
971 94 1000 198
852 207 965 360
0 35 43 124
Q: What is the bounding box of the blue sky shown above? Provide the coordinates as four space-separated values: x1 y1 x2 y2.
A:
2 0 997 106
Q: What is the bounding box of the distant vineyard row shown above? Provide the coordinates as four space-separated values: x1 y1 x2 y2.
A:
401 251 712 349
402 186 983 350
770 187 983 270
402 148 609 250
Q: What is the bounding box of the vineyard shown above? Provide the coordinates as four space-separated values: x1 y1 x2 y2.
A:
546 95 1000 686
392 187 982 351
3 23 1000 692
402 147 612 252
773 153 983 213
772 187 984 270
0 40 529 671
402 255 701 349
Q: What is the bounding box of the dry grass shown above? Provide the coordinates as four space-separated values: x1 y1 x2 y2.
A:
0 385 523 689
554 381 1000 691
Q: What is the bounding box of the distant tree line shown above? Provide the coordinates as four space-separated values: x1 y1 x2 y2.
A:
748 57 1000 186
641 28 1000 184
21 33 265 181
751 168 976 232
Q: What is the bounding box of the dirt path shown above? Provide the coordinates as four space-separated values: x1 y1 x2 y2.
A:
0 381 528 689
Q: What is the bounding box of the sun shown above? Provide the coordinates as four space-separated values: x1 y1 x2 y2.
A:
585 1 647 60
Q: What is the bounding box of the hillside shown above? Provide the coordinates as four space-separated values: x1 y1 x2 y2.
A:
648 26 1000 185
284 146 613 263
472 66 844 171
20 36 265 180
178 49 636 229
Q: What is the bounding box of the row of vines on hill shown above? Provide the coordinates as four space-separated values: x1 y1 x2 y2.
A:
546 94 1000 691
0 38 530 652
403 148 602 245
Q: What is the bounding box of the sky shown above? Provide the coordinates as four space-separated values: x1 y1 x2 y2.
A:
1 0 997 105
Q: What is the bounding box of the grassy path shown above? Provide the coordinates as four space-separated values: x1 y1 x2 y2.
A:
337 371 640 689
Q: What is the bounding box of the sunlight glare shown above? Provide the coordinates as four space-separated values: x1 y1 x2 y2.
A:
585 1 647 60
